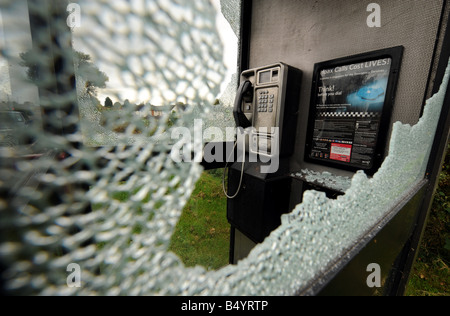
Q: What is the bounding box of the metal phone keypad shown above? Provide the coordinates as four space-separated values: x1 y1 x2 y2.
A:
257 89 275 113
255 87 278 133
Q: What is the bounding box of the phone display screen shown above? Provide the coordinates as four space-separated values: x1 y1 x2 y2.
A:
259 70 271 84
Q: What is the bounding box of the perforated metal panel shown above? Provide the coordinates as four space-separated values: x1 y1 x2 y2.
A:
247 0 446 174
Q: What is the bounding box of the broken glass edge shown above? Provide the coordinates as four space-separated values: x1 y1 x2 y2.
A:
174 57 450 296
295 177 428 296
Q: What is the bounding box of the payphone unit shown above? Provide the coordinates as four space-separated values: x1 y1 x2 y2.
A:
233 62 302 158
226 63 302 254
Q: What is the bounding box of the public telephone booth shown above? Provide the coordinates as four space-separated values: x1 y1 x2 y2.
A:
222 0 450 295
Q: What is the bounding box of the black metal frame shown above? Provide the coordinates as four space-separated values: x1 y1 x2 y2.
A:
314 179 429 296
422 0 449 109
393 8 450 293
238 0 253 75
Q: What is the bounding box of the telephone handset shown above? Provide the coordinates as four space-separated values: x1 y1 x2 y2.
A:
233 80 253 129
224 62 302 198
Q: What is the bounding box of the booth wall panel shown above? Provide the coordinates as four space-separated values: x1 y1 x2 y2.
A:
248 0 445 174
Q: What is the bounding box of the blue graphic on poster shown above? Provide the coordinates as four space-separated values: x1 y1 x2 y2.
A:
347 78 388 112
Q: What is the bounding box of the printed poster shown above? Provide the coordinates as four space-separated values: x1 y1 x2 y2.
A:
308 57 392 169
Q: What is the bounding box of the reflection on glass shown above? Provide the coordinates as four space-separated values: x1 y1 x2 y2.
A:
0 0 41 155
71 0 239 146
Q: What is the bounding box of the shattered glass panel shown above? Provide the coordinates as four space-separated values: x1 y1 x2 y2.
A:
0 0 449 296
293 169 352 193
72 0 237 145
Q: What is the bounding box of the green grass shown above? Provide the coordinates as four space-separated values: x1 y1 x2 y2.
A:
406 257 449 296
91 170 229 270
169 169 229 270
405 145 450 296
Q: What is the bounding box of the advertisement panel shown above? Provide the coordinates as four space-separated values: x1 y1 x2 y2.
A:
305 47 403 174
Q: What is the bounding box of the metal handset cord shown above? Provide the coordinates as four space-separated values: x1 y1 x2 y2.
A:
222 138 246 199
